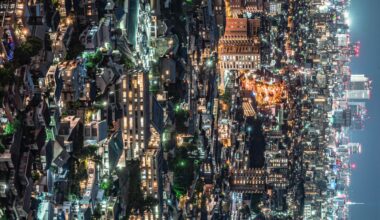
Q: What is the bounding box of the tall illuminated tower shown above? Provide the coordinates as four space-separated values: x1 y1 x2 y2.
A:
218 17 260 89
120 71 150 160
346 74 371 100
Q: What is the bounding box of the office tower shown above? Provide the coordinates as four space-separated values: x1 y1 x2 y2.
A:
218 17 260 88
120 71 149 160
348 101 368 130
346 74 371 100
348 143 362 155
229 0 264 17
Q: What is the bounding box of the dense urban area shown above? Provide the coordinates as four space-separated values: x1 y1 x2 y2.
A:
0 0 371 219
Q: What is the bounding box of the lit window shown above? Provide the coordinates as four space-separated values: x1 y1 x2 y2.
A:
123 117 127 128
129 118 133 128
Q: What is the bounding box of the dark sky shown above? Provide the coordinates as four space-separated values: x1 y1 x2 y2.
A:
349 0 380 219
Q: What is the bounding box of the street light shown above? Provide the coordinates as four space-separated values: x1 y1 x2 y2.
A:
22 28 28 36
66 17 72 26
206 59 213 67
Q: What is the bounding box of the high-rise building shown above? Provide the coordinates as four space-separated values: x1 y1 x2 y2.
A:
218 18 260 88
0 0 28 62
80 0 99 23
332 109 351 128
348 143 362 155
230 168 266 193
139 96 164 219
346 74 371 100
118 71 164 218
267 1 282 15
349 101 368 130
120 71 150 160
229 0 264 17
141 148 162 219
345 74 371 130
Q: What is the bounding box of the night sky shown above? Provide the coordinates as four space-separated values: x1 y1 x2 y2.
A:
349 0 380 219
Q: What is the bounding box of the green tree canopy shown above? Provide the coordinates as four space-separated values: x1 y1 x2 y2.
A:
4 119 20 136
14 36 43 66
170 147 197 198
121 54 135 69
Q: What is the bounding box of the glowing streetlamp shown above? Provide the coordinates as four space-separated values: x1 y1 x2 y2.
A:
66 17 72 26
22 28 28 36
206 59 213 67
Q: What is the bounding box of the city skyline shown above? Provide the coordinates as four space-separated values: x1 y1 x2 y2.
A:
0 0 374 219
349 0 380 219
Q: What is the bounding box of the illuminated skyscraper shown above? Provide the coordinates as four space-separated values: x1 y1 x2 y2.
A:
218 17 260 88
346 74 371 100
120 71 150 160
345 74 371 130
348 143 362 155
349 101 368 130
229 0 264 17
119 70 164 218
